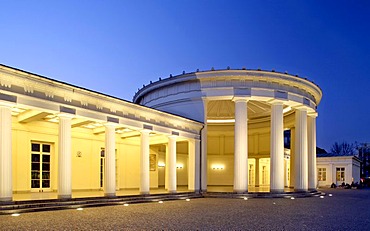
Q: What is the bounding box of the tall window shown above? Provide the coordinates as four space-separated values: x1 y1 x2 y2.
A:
318 168 326 181
336 167 345 182
31 143 51 190
248 164 254 185
262 166 267 185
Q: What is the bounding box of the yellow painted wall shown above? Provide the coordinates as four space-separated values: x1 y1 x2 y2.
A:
11 118 152 192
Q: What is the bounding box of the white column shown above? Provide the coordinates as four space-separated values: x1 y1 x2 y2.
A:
201 99 208 192
140 130 150 194
289 128 295 188
188 139 200 192
233 98 249 193
294 108 308 191
270 102 284 193
308 113 318 190
0 106 12 201
165 144 169 190
104 124 116 197
255 158 260 187
58 114 73 199
168 135 177 193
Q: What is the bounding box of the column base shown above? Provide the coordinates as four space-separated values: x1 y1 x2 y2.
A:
0 197 12 202
58 194 71 200
168 190 177 194
104 193 116 198
270 189 284 193
140 191 150 195
192 189 201 194
233 189 248 194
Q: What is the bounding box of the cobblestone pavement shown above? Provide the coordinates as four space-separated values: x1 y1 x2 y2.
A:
1 189 370 230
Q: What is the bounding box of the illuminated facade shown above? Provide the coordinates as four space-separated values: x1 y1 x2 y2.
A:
0 65 202 201
134 69 322 193
0 65 322 202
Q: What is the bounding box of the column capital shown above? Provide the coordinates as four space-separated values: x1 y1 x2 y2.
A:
269 99 285 106
168 135 178 140
308 112 318 118
104 122 117 128
58 113 74 119
140 129 151 135
232 96 250 102
294 107 308 113
0 103 14 108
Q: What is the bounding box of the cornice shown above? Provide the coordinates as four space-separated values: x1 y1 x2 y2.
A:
133 69 322 106
0 65 203 135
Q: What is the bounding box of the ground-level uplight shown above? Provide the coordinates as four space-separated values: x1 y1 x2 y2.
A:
124 203 129 206
243 197 248 200
290 197 295 200
328 194 333 197
11 213 20 217
186 199 190 202
158 201 163 204
76 208 84 211
320 196 324 199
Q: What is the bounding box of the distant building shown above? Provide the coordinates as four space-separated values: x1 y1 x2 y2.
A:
358 143 370 178
316 153 361 187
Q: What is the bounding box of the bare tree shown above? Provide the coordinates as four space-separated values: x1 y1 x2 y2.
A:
331 141 356 155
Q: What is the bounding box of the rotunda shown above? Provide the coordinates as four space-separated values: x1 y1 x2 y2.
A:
133 68 322 193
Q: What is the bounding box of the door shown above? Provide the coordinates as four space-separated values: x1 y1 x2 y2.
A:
31 143 51 192
336 167 345 185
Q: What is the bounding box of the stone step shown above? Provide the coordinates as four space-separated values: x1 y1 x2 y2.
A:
0 193 203 215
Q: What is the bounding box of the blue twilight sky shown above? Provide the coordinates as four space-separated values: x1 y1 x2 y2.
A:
1 0 369 151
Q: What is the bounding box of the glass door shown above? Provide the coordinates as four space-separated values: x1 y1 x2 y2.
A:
31 143 51 192
336 167 345 185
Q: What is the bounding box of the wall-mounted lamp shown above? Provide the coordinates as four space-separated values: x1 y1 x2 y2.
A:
158 162 165 168
176 163 184 169
211 165 224 170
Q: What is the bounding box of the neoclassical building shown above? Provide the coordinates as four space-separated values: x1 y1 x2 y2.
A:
133 68 322 193
0 64 322 202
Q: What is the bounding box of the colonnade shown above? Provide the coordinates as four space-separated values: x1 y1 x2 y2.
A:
0 104 201 201
201 98 318 193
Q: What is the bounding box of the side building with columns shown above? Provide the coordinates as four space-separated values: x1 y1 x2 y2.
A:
133 68 322 193
0 64 203 202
